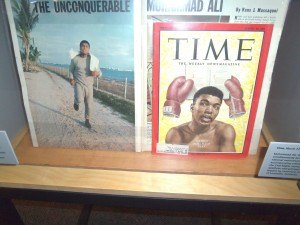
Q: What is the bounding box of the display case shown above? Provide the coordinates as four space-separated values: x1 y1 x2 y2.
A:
0 1 299 221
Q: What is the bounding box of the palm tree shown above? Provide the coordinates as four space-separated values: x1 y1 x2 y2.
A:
12 0 39 71
29 45 41 64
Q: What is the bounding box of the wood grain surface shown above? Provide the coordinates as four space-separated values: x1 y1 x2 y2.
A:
14 132 268 176
0 131 299 205
0 165 299 204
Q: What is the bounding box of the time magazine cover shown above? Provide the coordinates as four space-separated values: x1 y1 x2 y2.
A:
152 22 273 157
5 0 142 151
143 0 290 153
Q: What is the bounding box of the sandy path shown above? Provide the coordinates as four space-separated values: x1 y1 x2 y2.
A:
25 70 135 151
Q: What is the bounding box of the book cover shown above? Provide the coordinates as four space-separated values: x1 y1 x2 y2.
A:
5 0 142 151
152 22 273 157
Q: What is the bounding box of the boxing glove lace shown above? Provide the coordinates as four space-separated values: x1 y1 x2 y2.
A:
224 76 246 118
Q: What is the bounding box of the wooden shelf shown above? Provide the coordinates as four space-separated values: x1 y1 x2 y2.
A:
1 129 299 205
0 165 299 204
13 131 268 176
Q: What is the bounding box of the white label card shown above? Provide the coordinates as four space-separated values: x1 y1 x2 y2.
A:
157 144 189 155
258 142 300 179
0 131 19 165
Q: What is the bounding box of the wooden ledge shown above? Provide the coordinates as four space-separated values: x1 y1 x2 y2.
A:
0 165 299 204
13 131 268 177
2 127 298 205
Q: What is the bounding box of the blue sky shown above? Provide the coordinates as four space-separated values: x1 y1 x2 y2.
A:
28 0 134 70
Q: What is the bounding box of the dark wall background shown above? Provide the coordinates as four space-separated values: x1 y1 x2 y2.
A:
0 0 299 143
264 0 300 142
0 1 26 141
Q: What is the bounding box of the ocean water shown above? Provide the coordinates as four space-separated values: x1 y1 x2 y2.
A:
43 63 134 83
101 68 134 83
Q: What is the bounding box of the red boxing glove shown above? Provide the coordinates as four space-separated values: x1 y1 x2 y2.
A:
163 76 194 117
224 76 246 118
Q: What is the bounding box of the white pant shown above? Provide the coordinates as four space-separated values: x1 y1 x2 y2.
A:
74 83 93 120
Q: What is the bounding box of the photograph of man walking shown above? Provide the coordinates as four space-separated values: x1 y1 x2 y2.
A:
69 40 100 129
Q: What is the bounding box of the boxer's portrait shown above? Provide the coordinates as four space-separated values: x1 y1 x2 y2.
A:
165 86 236 152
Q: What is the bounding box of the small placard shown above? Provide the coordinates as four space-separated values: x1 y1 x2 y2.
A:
258 142 300 179
0 131 19 165
157 144 189 155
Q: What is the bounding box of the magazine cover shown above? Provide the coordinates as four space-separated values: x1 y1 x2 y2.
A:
5 0 142 151
143 0 290 153
152 22 273 157
142 1 230 151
